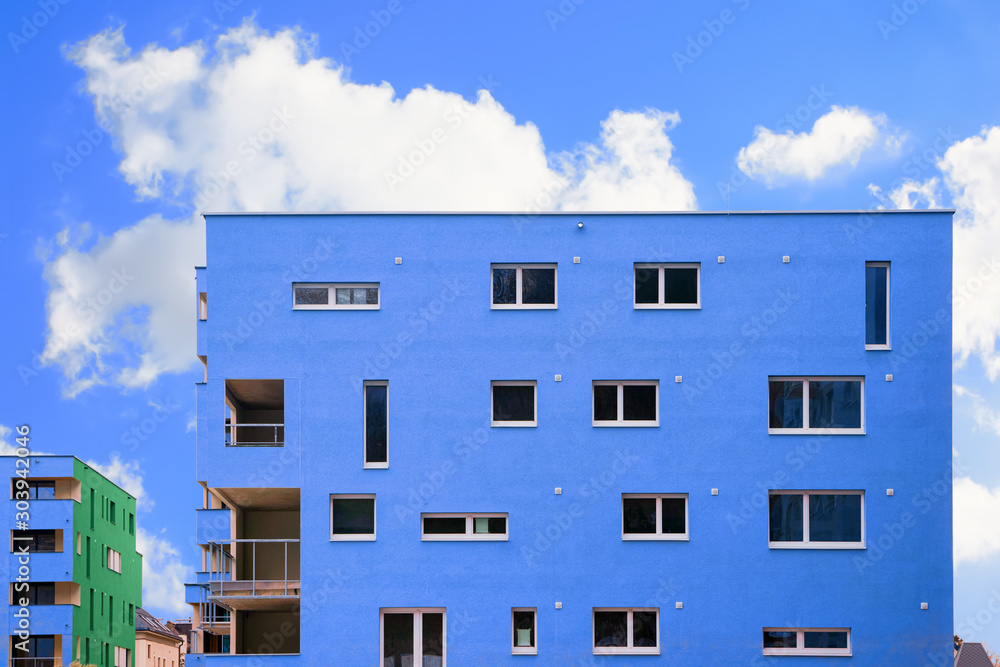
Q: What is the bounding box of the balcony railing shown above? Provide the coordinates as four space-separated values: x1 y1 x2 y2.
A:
9 659 62 667
224 422 284 447
206 539 300 599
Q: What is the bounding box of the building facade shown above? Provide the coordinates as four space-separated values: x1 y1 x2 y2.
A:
185 211 953 664
2 455 142 667
135 608 183 667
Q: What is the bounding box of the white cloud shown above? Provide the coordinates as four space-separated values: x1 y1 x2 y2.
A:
867 177 940 210
137 526 195 617
44 22 697 394
86 453 150 510
940 126 1000 379
955 476 1000 565
0 424 52 456
737 106 893 184
955 385 1000 437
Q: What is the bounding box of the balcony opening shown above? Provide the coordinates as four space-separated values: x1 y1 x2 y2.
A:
10 477 81 502
199 292 208 320
9 634 62 666
225 380 284 447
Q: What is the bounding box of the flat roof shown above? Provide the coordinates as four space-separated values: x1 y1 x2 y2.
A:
203 209 954 216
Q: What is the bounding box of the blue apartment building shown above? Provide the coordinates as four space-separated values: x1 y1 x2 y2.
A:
185 210 953 665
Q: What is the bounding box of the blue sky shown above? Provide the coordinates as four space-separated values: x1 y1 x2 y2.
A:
2 0 1000 637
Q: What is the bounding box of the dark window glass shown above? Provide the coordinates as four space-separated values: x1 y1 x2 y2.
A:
493 384 535 422
661 498 686 534
13 530 57 553
763 630 797 649
383 613 413 665
623 498 656 534
513 611 535 648
804 631 848 649
593 385 618 421
632 611 657 647
623 385 657 421
424 517 467 534
472 516 506 535
365 384 388 463
809 381 862 429
332 498 375 535
15 635 55 658
522 268 555 304
634 267 659 304
26 481 56 500
768 495 803 542
809 494 862 542
769 381 803 428
663 267 698 304
24 583 56 605
366 287 380 305
492 268 517 304
594 611 628 648
109 501 116 523
336 287 378 305
865 265 888 345
294 287 328 305
422 612 444 662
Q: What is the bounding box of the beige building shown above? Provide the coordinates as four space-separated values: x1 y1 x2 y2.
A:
135 607 184 667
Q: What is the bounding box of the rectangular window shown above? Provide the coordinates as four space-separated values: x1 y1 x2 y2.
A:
293 282 380 310
593 608 659 655
11 530 57 553
763 628 851 656
421 513 508 541
491 381 537 427
768 377 864 434
129 513 135 535
593 381 659 426
621 494 688 541
115 646 131 667
512 608 537 655
364 381 388 468
11 583 56 606
491 263 557 309
769 491 864 549
865 262 890 349
634 263 700 309
330 494 376 541
12 479 56 500
109 500 117 523
381 608 445 666
107 547 122 573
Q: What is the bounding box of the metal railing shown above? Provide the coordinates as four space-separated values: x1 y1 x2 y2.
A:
206 538 300 598
9 659 62 667
224 422 284 447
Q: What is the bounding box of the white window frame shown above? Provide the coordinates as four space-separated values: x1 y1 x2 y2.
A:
621 494 688 541
490 263 558 309
511 607 537 655
633 262 701 309
421 513 509 541
592 381 659 427
768 490 865 550
107 547 121 573
329 494 376 542
865 262 890 350
380 608 447 666
363 380 389 469
762 627 852 657
767 376 865 435
292 282 380 310
491 381 537 427
592 608 660 656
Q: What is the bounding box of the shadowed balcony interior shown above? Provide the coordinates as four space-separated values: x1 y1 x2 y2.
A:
224 379 284 446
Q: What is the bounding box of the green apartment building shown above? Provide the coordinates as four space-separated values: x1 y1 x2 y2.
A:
2 455 142 667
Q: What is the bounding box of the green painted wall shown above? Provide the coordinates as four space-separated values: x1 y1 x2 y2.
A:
71 459 142 667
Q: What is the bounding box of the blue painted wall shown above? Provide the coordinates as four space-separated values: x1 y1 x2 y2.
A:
194 211 953 665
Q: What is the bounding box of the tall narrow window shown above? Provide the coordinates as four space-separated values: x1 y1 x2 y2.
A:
512 608 537 655
364 381 388 468
865 262 890 349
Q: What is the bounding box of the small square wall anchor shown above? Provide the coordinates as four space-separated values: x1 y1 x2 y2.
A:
675 376 682 383
555 602 563 609
395 257 402 264
554 374 562 382
711 488 719 496
718 256 725 263
573 257 581 264
782 255 790 263
886 374 893 382
920 602 928 610
555 487 562 495
675 602 683 609
887 489 894 496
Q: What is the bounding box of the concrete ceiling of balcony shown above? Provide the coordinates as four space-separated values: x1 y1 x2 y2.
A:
214 487 300 511
225 379 284 410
